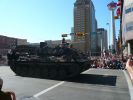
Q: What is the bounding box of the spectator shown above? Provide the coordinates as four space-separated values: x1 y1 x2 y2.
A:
0 78 16 100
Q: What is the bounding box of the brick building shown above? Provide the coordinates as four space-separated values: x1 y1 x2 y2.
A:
0 35 27 55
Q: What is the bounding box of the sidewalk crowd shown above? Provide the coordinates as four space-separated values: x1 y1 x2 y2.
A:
90 54 128 70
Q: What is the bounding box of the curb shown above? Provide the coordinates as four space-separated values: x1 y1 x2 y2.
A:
123 70 133 100
126 65 133 83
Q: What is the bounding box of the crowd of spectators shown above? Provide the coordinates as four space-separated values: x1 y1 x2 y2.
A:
90 54 128 70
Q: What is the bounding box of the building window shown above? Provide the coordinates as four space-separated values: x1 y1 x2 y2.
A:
125 8 132 14
126 22 133 32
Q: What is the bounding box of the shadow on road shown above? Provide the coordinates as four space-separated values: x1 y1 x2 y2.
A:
66 74 117 86
17 73 117 86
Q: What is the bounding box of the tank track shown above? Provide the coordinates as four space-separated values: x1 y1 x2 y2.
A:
8 60 90 80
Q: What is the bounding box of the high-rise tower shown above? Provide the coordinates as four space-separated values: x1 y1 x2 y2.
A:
73 0 96 52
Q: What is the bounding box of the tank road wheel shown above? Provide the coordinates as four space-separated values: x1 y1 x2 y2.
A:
28 67 35 77
48 69 57 79
21 66 28 77
68 66 80 77
40 68 49 78
10 65 16 72
81 62 90 71
34 67 41 78
57 69 67 80
73 66 80 76
15 66 21 76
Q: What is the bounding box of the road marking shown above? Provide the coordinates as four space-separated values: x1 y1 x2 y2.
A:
123 70 133 100
33 81 64 98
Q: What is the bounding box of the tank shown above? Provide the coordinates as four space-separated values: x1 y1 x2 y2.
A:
7 42 90 80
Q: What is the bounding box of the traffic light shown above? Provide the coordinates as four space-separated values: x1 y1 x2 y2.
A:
76 32 85 37
114 15 119 19
62 34 67 37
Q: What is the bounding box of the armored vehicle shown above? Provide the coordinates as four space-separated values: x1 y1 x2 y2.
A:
7 42 90 79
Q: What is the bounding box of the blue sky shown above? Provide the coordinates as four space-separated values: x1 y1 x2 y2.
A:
0 0 119 43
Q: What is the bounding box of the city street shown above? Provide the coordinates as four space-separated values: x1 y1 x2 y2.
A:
0 66 131 100
0 0 132 100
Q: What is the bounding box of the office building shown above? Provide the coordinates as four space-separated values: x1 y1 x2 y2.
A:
73 0 97 52
97 28 108 52
122 0 133 55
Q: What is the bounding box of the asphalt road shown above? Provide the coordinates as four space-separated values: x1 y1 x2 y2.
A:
0 66 131 100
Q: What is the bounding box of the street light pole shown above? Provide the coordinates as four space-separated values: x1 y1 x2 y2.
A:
106 23 110 50
101 38 103 57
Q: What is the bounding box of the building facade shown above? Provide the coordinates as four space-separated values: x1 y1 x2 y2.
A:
0 35 27 55
97 28 108 53
122 0 133 55
70 27 74 42
73 0 97 53
17 39 27 46
90 32 99 56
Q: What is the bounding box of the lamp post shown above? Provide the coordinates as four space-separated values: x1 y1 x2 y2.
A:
120 0 124 60
101 38 103 57
106 23 110 50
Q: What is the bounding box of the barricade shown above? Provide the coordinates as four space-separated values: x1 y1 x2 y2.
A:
126 59 133 83
5 91 16 100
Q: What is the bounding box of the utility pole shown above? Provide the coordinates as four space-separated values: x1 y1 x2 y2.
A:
120 0 124 60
